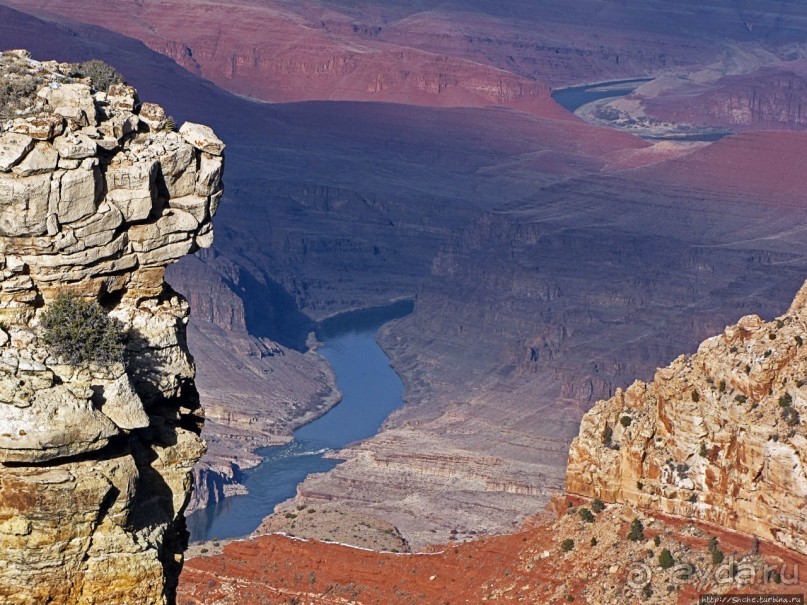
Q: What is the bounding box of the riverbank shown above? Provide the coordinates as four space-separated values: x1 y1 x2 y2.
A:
552 78 730 141
186 301 413 543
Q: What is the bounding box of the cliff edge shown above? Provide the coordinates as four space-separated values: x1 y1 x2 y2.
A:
0 50 223 603
568 279 807 556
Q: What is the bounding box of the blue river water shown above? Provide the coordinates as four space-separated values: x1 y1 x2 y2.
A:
551 78 652 113
186 301 413 543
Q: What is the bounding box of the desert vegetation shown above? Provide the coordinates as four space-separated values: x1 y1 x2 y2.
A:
41 294 125 367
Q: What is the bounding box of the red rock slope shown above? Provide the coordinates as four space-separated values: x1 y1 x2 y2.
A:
179 502 807 604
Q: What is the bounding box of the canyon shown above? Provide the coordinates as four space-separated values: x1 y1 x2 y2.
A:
181 261 807 603
1 2 807 603
0 51 222 602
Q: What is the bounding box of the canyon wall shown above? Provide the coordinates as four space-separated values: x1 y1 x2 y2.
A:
282 133 807 548
567 280 807 555
0 51 222 603
642 61 807 131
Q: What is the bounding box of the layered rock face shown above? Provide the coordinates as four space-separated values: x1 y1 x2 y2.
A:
643 61 807 131
568 280 807 556
0 51 222 603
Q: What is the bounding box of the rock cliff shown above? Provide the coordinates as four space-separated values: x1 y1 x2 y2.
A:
0 50 223 603
567 279 807 556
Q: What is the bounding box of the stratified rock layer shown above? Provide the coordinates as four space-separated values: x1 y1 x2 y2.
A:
0 51 223 604
567 280 807 556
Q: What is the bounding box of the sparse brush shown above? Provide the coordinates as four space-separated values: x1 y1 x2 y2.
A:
40 294 124 367
561 538 575 552
162 115 177 132
628 518 644 542
0 76 42 119
69 60 123 92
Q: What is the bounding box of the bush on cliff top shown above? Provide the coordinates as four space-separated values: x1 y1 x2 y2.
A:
69 60 123 92
41 294 125 367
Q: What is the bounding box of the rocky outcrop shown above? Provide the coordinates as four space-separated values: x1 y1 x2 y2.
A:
567 280 807 556
0 50 223 603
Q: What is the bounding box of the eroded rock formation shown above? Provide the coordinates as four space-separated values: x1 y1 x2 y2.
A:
0 50 223 603
567 279 807 556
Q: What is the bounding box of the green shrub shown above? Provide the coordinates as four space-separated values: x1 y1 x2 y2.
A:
735 394 747 404
561 538 575 552
718 380 726 393
620 415 632 428
590 537 598 546
70 60 123 92
699 443 708 457
654 535 661 547
642 583 653 599
41 294 124 367
628 519 645 542
779 392 793 407
591 498 606 513
659 548 674 569
578 508 595 523
162 115 177 132
691 390 701 402
711 548 724 565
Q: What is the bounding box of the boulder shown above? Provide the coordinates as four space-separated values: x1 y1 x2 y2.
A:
0 133 34 172
168 195 209 222
97 375 149 430
12 142 58 177
37 83 97 126
8 114 65 141
179 122 225 156
0 385 119 463
138 102 167 130
106 83 138 112
53 133 96 159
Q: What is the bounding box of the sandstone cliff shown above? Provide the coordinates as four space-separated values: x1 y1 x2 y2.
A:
0 50 223 603
567 279 807 556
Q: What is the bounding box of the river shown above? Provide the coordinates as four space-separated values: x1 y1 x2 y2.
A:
551 78 653 113
552 78 729 141
186 301 413 543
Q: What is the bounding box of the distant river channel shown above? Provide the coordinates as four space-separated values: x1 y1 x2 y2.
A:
186 301 413 543
552 78 728 142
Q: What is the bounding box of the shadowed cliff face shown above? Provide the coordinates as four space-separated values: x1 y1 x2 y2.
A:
284 132 807 548
0 52 223 603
